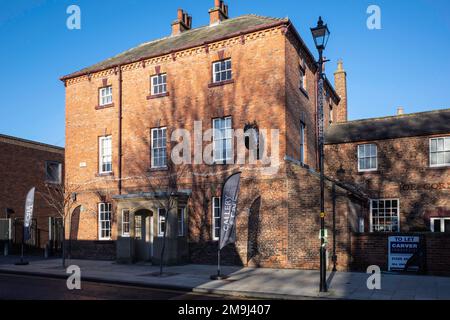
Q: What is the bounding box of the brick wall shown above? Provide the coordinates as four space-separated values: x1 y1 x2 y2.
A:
325 135 450 232
68 240 116 260
0 137 64 248
351 233 450 276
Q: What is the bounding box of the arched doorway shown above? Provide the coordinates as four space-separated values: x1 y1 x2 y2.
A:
134 209 154 262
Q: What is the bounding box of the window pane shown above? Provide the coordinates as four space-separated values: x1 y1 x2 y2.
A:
445 138 450 151
444 220 450 233
431 153 437 165
437 139 444 151
370 157 376 169
437 152 444 164
358 146 364 158
431 139 437 152
365 145 371 157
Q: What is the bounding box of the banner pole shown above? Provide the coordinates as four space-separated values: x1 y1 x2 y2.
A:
21 225 24 263
217 248 221 277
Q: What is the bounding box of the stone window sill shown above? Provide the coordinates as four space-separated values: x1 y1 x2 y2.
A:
427 165 450 170
148 166 168 172
147 92 170 100
95 103 114 110
96 172 114 177
208 79 235 88
357 170 380 175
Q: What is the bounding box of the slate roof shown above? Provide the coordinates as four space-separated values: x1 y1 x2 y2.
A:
61 15 288 80
0 133 65 152
325 108 450 144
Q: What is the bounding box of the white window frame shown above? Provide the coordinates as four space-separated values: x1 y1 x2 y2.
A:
357 144 378 172
151 127 167 168
121 209 130 237
177 207 185 237
158 208 166 237
134 215 142 240
430 217 450 233
98 203 112 240
99 135 112 174
99 86 113 106
369 199 400 233
45 161 62 184
213 117 233 163
151 74 167 95
212 197 221 241
299 66 306 91
212 59 232 83
300 120 306 164
429 137 450 167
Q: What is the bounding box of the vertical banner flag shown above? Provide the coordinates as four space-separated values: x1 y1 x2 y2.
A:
219 172 242 250
24 187 35 241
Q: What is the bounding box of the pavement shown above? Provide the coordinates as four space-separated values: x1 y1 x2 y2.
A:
0 255 450 300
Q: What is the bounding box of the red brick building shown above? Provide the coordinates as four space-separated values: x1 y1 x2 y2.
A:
0 134 64 250
325 108 450 274
61 1 449 274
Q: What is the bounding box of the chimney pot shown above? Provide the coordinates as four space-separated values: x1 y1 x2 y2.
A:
171 8 192 36
210 0 229 25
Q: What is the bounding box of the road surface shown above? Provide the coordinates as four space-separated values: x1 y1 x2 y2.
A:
0 273 239 300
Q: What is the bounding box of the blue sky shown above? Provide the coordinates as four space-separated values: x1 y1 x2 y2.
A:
0 0 449 147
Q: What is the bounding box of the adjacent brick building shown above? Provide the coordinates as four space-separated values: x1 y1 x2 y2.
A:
0 134 64 250
325 108 450 274
61 1 449 273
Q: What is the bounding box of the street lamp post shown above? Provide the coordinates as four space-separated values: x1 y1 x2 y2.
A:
311 16 330 293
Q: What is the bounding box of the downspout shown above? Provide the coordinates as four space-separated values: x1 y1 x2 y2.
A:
118 65 123 195
332 183 337 271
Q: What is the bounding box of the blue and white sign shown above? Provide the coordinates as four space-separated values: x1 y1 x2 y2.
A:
388 236 420 271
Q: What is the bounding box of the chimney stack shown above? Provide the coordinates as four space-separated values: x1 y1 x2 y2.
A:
209 0 229 25
334 59 348 122
397 107 405 115
171 9 192 36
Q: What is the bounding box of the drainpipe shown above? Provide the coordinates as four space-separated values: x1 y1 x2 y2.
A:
332 183 337 271
118 65 123 194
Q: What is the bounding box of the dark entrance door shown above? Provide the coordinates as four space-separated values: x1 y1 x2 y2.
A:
134 210 153 261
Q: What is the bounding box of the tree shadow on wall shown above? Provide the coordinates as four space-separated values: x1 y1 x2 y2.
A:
247 196 262 266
